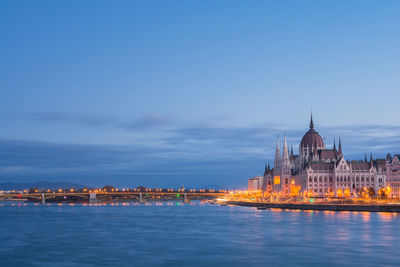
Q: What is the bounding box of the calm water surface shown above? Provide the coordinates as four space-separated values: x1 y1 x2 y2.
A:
0 201 399 266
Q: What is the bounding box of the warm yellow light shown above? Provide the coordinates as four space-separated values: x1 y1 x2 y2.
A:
337 188 343 198
344 188 350 198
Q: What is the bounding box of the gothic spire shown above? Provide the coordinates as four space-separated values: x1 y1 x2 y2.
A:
283 133 287 147
333 138 336 151
274 135 281 170
282 134 289 160
290 144 294 160
364 154 368 162
275 135 280 152
338 137 343 156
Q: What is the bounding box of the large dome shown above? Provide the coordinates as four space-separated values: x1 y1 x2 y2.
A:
300 116 324 149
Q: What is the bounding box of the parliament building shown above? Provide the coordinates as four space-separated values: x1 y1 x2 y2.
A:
260 115 400 198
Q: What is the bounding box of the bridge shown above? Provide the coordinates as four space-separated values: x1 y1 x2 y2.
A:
0 191 227 204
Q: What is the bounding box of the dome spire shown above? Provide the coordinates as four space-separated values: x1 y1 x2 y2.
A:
310 113 314 129
300 112 325 149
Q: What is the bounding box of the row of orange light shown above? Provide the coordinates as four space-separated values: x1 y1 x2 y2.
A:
8 188 232 194
79 188 225 193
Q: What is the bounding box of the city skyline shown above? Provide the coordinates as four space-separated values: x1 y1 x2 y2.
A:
1 0 400 187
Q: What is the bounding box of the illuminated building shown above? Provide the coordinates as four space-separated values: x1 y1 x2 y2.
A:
386 154 400 199
247 176 264 191
263 114 388 198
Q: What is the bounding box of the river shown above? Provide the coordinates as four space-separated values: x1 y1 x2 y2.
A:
0 201 399 266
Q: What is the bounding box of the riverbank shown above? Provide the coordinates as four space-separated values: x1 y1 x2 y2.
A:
228 201 400 212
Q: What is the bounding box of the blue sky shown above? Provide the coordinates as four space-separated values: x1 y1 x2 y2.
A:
0 0 399 188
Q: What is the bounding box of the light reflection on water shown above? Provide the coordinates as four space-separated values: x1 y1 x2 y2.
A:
0 202 399 266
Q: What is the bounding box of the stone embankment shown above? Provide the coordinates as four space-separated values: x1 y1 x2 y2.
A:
228 201 400 212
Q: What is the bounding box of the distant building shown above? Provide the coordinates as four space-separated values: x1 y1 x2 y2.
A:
248 176 264 191
386 154 400 199
262 114 391 198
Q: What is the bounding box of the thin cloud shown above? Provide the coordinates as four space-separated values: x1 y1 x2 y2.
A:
24 111 172 130
122 114 172 130
25 112 119 127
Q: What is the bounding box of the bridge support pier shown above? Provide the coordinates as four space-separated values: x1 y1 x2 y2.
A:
41 193 46 204
89 193 98 204
184 193 190 203
139 193 144 203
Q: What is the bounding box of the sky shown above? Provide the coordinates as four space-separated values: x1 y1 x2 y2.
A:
0 0 400 188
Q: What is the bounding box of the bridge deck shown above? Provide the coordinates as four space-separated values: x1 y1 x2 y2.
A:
0 192 227 201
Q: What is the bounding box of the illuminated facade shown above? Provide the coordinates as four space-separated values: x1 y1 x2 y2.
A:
247 176 264 191
263 115 388 198
386 154 400 199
